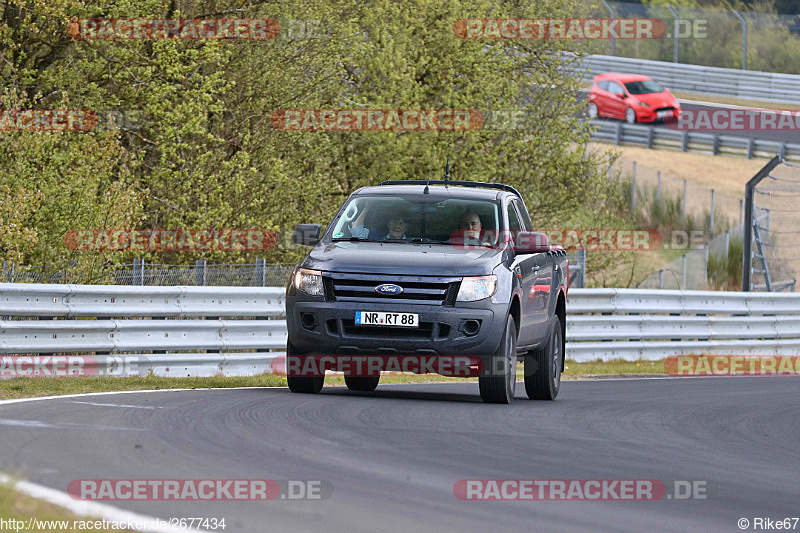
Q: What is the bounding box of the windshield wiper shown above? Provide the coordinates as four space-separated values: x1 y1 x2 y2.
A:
332 236 380 242
409 238 451 244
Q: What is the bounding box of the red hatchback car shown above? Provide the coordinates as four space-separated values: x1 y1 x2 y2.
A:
587 73 681 124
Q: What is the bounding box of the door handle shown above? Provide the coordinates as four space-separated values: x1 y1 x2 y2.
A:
533 265 540 273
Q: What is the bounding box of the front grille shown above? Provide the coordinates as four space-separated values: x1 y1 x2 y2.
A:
654 106 675 113
324 273 461 306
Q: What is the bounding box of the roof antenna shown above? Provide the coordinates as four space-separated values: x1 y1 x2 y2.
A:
425 148 436 194
444 157 450 184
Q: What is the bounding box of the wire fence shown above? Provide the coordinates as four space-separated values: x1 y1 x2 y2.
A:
1 260 297 287
581 0 800 74
637 224 743 290
750 160 800 292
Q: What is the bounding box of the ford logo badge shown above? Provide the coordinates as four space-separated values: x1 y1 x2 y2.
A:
375 283 403 295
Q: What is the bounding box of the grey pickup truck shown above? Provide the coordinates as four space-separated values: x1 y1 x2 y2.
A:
285 179 568 404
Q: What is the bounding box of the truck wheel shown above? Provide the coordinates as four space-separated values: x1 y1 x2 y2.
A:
286 340 324 394
345 375 380 392
524 317 562 400
479 315 517 404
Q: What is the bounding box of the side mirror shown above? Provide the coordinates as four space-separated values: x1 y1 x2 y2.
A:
616 92 627 99
293 224 321 246
513 231 550 254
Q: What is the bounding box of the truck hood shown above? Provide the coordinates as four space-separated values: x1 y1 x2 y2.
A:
302 241 503 276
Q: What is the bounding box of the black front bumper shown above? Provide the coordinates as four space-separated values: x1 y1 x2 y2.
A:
286 297 507 358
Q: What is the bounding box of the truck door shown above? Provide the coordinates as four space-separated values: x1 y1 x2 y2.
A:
511 200 551 347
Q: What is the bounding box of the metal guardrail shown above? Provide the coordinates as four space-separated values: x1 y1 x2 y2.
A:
2 285 799 374
588 120 800 163
566 288 800 360
580 55 800 106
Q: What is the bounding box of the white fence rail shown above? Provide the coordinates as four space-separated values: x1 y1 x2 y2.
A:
2 284 799 375
579 55 800 106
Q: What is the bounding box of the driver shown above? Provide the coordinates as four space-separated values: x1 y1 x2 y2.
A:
457 211 493 247
349 207 411 240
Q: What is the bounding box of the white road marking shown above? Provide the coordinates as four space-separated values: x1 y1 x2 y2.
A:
0 418 149 431
70 401 165 409
0 473 205 533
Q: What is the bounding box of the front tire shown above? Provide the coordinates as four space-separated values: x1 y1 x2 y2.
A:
625 107 637 124
345 375 380 392
524 317 562 400
479 315 517 404
587 102 599 119
286 340 324 394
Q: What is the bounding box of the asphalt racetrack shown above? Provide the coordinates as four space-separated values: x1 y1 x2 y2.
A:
577 90 800 144
1 377 798 532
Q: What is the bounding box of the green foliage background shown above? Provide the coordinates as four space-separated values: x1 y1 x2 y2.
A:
1 0 623 279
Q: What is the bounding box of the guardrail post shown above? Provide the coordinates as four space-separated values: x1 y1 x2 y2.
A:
632 161 636 182
682 131 688 152
631 175 637 212
576 249 586 288
731 10 747 70
780 142 787 160
601 0 615 56
682 179 687 218
666 6 680 63
615 122 622 146
712 134 720 155
710 189 715 236
647 127 654 149
658 269 663 289
254 258 266 287
657 171 662 200
747 138 754 159
132 258 144 286
194 259 207 286
739 199 743 226
681 255 687 290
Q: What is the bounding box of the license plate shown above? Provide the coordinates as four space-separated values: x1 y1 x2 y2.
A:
355 311 419 327
657 110 673 119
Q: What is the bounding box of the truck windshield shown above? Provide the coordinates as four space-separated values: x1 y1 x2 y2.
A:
329 195 501 244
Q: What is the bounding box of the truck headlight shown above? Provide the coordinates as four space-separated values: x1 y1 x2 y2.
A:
294 268 323 296
457 275 497 302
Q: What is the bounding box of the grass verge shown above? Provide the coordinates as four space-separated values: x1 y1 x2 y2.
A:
0 481 113 532
0 360 668 400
